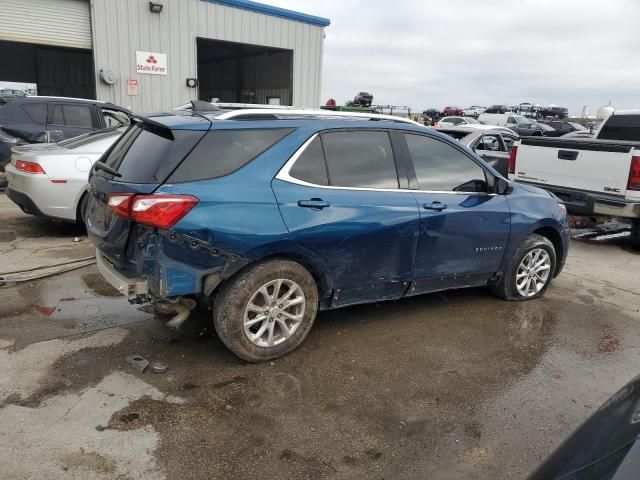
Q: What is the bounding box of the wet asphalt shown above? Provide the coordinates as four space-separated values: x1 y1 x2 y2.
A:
1 201 639 479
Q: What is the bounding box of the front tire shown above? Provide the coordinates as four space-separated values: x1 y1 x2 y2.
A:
490 234 556 301
213 259 318 362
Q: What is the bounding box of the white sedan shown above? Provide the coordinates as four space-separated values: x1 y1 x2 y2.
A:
435 116 481 128
5 128 124 224
462 106 486 117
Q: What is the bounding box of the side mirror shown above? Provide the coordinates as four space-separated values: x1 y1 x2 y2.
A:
495 176 512 195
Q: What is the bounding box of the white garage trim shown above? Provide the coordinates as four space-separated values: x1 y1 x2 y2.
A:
0 0 92 49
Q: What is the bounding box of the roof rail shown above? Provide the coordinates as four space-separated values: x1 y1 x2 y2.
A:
215 108 423 126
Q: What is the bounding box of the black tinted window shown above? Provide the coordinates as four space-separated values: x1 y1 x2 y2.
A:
321 131 398 189
289 136 328 185
168 128 293 183
101 125 204 184
63 105 93 127
22 103 47 124
404 134 487 192
49 104 93 128
599 115 640 141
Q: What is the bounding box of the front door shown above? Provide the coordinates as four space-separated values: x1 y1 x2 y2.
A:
272 130 420 307
399 132 511 295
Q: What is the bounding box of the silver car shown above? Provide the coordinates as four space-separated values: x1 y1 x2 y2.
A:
5 128 124 224
434 126 519 177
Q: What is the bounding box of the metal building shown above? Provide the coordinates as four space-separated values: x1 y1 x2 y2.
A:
0 0 330 111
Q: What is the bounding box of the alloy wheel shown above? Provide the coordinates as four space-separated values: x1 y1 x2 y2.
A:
243 279 306 347
515 248 551 297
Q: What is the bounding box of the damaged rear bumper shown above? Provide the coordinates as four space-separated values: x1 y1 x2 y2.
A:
96 250 149 301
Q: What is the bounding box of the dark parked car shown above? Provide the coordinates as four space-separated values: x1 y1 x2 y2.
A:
86 109 568 362
541 106 569 119
530 374 640 480
484 104 509 114
539 121 587 137
436 126 518 176
509 120 554 137
0 96 130 172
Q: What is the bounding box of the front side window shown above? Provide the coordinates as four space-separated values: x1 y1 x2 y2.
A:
403 133 487 193
476 134 502 152
501 135 516 150
321 131 398 189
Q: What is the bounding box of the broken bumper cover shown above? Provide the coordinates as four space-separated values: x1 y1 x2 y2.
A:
96 250 148 301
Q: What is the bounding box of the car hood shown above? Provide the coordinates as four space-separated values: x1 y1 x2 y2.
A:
515 182 552 198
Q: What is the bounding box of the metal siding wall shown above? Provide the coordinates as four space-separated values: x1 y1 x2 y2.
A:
92 0 324 112
0 0 91 49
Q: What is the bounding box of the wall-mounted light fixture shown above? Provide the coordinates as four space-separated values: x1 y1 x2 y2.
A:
149 2 163 13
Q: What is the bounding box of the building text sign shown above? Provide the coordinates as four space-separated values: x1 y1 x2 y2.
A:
136 51 167 75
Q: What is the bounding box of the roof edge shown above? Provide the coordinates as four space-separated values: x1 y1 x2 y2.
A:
205 0 330 27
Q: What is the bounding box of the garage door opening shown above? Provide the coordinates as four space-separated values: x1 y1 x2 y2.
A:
0 40 95 99
197 38 293 106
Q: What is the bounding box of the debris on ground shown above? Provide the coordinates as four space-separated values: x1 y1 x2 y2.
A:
150 363 168 374
126 355 150 373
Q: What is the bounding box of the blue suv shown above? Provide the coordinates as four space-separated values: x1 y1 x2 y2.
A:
86 110 568 362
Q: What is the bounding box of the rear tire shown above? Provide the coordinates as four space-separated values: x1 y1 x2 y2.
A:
631 219 640 249
490 234 556 301
76 192 89 228
212 259 318 362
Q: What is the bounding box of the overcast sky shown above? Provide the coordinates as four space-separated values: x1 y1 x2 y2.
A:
268 0 638 115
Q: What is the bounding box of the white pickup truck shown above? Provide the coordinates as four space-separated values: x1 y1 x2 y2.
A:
509 110 640 240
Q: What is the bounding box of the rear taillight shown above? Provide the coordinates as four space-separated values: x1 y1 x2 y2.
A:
15 160 46 174
508 145 518 175
628 156 640 191
107 193 135 218
107 193 198 229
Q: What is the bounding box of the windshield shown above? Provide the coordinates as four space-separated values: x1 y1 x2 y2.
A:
569 122 587 131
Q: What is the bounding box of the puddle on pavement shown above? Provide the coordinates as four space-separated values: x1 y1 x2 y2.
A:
0 265 154 346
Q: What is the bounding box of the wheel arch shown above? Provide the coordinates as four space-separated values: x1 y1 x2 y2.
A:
532 226 563 276
214 251 334 308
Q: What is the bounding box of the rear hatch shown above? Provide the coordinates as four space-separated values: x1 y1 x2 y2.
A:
86 116 209 272
515 137 635 196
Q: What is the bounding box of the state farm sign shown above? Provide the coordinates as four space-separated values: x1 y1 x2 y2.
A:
136 51 167 75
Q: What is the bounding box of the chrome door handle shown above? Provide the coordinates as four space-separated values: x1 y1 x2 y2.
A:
423 202 447 211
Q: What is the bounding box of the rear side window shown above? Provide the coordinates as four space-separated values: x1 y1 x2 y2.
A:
289 136 328 185
22 103 47 125
49 104 94 128
101 125 204 184
599 115 640 141
321 131 398 189
167 128 294 183
403 133 487 192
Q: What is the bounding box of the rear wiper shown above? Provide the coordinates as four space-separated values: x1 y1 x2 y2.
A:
93 160 121 178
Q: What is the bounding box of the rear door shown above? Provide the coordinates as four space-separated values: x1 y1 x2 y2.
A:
272 129 420 307
400 132 511 294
